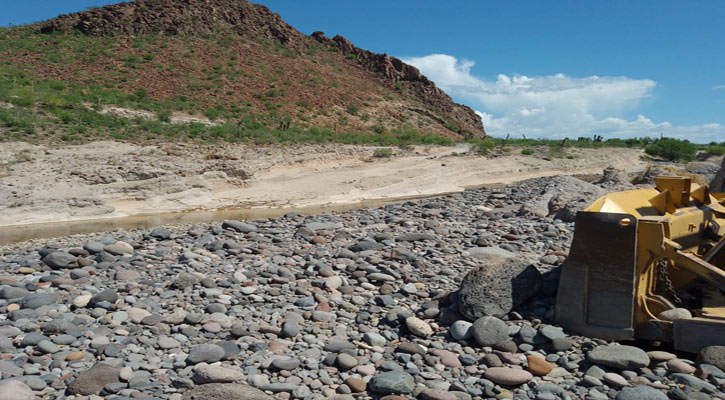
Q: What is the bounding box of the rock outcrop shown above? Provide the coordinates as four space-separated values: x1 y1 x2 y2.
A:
711 157 725 192
311 33 485 138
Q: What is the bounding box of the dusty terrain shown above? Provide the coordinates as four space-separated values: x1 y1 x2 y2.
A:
0 141 648 230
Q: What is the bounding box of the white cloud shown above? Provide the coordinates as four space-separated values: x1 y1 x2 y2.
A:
713 85 725 90
403 54 724 143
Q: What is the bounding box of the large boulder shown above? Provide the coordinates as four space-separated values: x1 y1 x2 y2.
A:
711 157 725 193
459 253 541 319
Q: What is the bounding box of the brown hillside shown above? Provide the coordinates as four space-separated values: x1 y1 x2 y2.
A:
17 0 485 140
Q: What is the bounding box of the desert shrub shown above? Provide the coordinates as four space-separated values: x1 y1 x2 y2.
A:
645 138 697 162
521 148 533 155
373 148 393 158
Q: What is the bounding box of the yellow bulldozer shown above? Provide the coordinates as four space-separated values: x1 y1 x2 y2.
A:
556 176 725 353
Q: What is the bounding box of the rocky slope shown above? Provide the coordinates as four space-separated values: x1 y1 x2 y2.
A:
0 0 484 141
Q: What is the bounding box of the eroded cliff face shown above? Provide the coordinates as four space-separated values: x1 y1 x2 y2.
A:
35 0 486 139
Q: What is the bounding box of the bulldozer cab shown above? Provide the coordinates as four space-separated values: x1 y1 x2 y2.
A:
555 176 725 352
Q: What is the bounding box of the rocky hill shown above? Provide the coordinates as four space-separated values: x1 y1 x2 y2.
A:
0 0 485 143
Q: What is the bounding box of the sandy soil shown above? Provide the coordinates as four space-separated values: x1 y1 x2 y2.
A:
0 141 649 229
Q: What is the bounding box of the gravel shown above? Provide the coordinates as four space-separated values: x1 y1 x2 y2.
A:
0 175 721 399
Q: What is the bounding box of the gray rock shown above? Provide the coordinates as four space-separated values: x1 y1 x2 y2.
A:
21 332 50 346
657 308 692 321
305 221 343 231
83 241 105 254
363 332 386 347
587 345 650 369
349 240 384 252
42 251 77 269
616 385 668 400
539 325 565 340
24 376 47 390
67 363 121 395
669 373 716 392
272 358 300 370
88 289 118 307
471 316 509 346
368 371 415 394
466 247 515 261
192 365 246 384
450 320 473 340
324 340 356 352
280 321 299 338
458 256 541 319
336 353 358 369
37 339 59 354
103 242 134 255
0 286 29 299
222 220 258 233
0 380 34 400
188 344 226 364
150 227 171 239
181 383 273 400
697 346 725 370
20 293 57 309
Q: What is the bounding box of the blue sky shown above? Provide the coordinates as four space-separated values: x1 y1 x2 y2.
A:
2 1 724 142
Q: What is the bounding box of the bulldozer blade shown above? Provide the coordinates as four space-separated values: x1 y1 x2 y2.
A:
555 211 638 340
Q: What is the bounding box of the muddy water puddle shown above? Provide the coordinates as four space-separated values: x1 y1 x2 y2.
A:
0 192 472 245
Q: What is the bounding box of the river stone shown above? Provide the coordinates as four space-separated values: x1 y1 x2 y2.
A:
222 220 258 233
471 316 509 346
42 251 78 269
458 256 542 319
188 344 226 364
616 385 668 400
20 293 57 309
405 316 433 337
450 320 473 340
88 289 118 307
587 345 650 369
484 367 533 386
368 371 415 394
192 364 246 384
181 383 273 400
150 227 171 239
697 346 725 370
667 359 696 374
67 363 121 395
337 353 359 369
104 241 134 255
419 388 458 400
363 332 387 346
669 373 716 392
657 308 692 321
344 377 366 393
272 358 301 370
0 380 34 400
602 372 630 388
527 355 553 376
